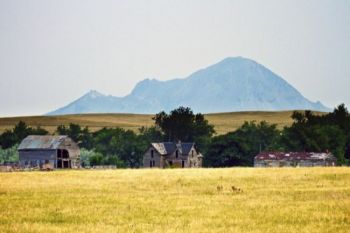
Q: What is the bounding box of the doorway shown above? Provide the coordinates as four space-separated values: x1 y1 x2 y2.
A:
57 149 71 168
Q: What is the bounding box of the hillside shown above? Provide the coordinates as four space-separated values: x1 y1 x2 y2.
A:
48 57 329 115
0 111 325 135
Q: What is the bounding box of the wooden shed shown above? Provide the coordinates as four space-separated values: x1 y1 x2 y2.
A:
18 135 80 169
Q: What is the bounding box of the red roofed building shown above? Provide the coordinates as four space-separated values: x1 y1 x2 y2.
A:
254 152 336 167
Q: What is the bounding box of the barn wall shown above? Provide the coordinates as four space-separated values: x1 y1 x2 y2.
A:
58 138 80 159
19 149 57 167
58 138 80 168
19 150 56 161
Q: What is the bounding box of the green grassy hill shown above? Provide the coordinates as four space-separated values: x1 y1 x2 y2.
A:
0 111 325 135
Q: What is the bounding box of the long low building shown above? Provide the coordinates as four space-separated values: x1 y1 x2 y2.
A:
18 135 80 169
254 152 337 167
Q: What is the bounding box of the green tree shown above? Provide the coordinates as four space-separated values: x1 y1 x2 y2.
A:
280 105 350 164
0 121 48 149
153 107 215 152
0 130 17 149
56 124 93 149
93 127 146 168
205 121 281 167
0 144 19 163
89 153 104 166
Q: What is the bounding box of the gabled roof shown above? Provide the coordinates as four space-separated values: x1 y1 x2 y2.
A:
18 135 69 150
151 142 195 155
255 152 336 161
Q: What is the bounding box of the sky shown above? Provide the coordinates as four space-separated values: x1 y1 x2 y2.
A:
0 0 349 117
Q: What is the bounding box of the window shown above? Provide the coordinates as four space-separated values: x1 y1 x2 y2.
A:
151 150 154 158
176 150 179 158
182 160 185 168
169 161 173 166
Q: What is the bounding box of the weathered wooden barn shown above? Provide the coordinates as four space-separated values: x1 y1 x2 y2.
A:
143 142 203 168
254 152 337 167
18 135 80 169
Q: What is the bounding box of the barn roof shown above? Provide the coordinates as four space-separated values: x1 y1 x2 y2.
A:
255 152 336 161
151 142 195 155
18 135 69 150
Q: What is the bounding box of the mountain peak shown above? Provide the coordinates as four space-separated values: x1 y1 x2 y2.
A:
202 56 260 75
47 57 330 115
219 56 255 64
84 90 105 99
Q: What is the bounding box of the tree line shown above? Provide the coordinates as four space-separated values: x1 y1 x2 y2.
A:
1 105 349 167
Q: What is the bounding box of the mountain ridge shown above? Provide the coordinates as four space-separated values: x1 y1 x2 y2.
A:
47 57 330 115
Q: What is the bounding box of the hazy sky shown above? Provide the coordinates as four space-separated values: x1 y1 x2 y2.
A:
0 0 349 116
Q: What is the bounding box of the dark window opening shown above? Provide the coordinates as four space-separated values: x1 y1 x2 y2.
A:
57 149 62 158
63 150 69 158
169 161 173 166
63 160 70 168
57 159 62 168
182 160 185 168
151 150 154 158
176 150 179 158
58 149 69 159
57 159 71 168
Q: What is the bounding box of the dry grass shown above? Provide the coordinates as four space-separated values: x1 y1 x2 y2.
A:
0 113 154 134
205 111 298 134
0 111 325 135
0 168 349 233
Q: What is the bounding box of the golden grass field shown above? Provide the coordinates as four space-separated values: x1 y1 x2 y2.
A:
0 168 349 233
0 111 322 135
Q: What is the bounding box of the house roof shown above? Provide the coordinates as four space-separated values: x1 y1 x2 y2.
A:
151 142 195 155
255 152 336 161
18 135 69 150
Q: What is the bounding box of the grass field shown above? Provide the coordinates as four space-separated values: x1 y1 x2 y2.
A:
0 111 321 135
0 168 349 233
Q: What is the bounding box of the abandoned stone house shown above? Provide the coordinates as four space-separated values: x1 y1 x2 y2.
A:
254 152 337 167
143 142 203 168
18 135 80 169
